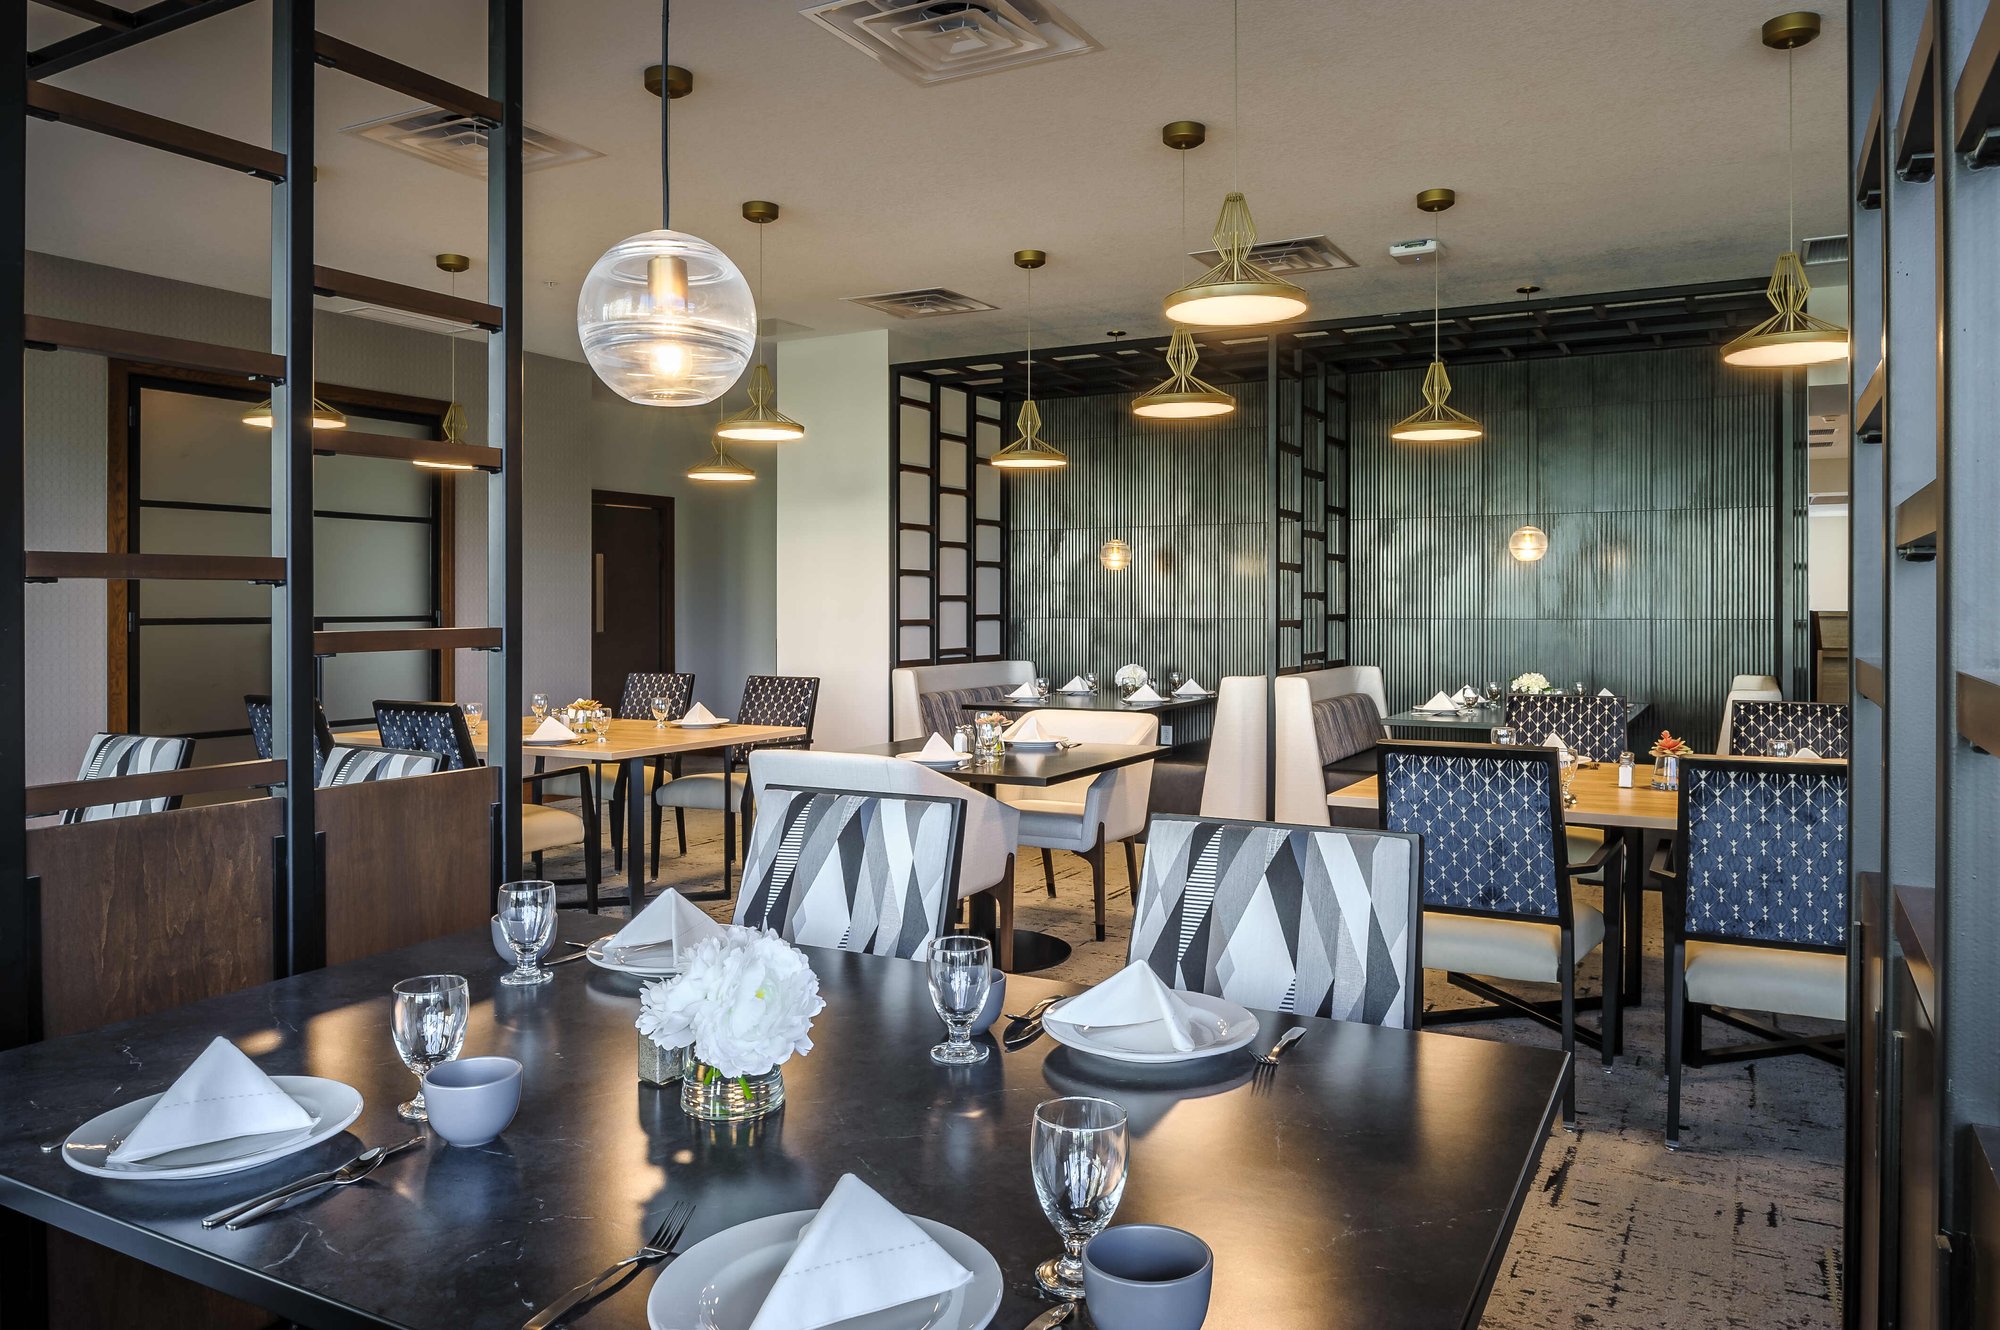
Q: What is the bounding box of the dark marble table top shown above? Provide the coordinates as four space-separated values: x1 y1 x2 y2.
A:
848 739 1165 787
0 916 1567 1330
972 692 1217 716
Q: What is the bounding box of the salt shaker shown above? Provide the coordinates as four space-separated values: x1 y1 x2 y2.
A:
1617 752 1635 788
952 723 975 755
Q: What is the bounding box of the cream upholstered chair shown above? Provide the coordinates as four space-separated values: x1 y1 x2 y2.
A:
890 660 1037 741
748 749 1022 967
999 709 1158 942
1716 674 1782 755
1199 676 1267 821
1272 666 1389 826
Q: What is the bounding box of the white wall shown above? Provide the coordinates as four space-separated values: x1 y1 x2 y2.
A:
774 332 892 749
1809 510 1850 611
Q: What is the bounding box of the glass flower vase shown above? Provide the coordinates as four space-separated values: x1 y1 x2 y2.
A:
681 1058 785 1121
1650 755 1680 791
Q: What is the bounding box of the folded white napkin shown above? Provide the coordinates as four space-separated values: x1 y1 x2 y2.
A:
1417 690 1458 712
1794 747 1821 760
1003 715 1058 743
107 1037 312 1165
528 716 576 743
1545 733 1568 751
1597 687 1615 697
1173 677 1207 696
907 733 958 762
1006 681 1039 699
1048 960 1197 1053
1125 683 1165 703
610 889 729 954
1060 675 1090 693
748 1174 972 1330
681 701 720 725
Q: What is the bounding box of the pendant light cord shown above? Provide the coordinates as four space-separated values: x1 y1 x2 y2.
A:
1231 0 1241 191
1785 44 1795 252
1432 235 1442 362
447 269 457 407
756 221 766 370
660 0 672 228
1025 266 1033 401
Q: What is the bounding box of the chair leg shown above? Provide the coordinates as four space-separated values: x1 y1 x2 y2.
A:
1041 848 1056 896
532 850 543 876
650 799 664 870
1122 840 1140 903
1665 941 1687 1149
675 808 687 856
610 767 627 873
1086 840 1107 943
1559 929 1577 1129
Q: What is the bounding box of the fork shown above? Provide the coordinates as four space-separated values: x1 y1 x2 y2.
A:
221 1137 424 1229
1251 1026 1307 1069
522 1199 696 1330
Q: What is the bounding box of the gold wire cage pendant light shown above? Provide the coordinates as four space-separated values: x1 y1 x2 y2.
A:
1134 326 1236 418
243 396 348 430
716 201 806 442
1163 192 1307 328
688 441 757 481
993 249 1067 471
1390 188 1481 444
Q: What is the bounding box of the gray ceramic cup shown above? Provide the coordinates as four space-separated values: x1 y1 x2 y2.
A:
974 968 1007 1033
1083 1224 1213 1330
422 1056 523 1147
491 915 555 965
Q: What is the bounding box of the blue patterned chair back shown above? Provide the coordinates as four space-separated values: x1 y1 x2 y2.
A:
61 733 195 824
1379 742 1566 921
318 744 443 787
918 684 1010 740
1504 693 1625 761
1130 814 1422 1028
736 784 966 959
1677 758 1848 951
731 674 821 763
1724 700 1850 759
618 672 695 722
372 700 479 771
244 693 338 784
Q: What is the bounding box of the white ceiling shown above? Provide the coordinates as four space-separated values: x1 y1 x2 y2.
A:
27 0 1850 365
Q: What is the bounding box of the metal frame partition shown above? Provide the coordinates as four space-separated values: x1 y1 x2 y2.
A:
2 0 526 1046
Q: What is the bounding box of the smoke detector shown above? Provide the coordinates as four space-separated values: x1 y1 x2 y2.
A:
1390 238 1439 266
800 1 1101 84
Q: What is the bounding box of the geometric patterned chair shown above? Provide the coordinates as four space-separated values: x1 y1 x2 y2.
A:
1504 692 1627 761
1129 814 1422 1029
1716 675 1783 755
735 783 966 960
1660 756 1849 1149
1378 740 1624 1125
317 744 442 787
59 733 195 824
243 693 339 786
1723 700 1850 759
373 698 602 910
653 674 822 880
602 670 695 872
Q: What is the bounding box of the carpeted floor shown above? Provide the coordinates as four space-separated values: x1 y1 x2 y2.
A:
542 805 1844 1330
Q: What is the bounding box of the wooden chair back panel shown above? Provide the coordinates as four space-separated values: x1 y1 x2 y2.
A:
320 765 496 965
29 797 282 1038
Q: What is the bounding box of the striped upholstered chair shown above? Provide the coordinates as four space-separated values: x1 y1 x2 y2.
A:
1723 700 1851 759
735 782 967 960
60 733 195 824
1660 756 1848 1148
317 744 442 787
1129 814 1421 1028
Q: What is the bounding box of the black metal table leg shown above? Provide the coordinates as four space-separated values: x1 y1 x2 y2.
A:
625 755 648 909
1621 826 1645 1009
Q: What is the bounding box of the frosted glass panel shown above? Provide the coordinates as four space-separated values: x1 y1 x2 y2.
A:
940 388 967 438
138 389 270 507
138 508 270 618
138 623 270 735
322 627 431 725
899 529 931 571
314 516 431 618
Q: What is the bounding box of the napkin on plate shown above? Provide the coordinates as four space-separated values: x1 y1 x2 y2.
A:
747 1174 972 1330
1794 747 1821 760
1047 960 1198 1053
1597 687 1615 697
1002 715 1058 743
1125 683 1165 703
107 1037 313 1165
904 733 959 762
1173 677 1208 696
1006 680 1040 699
1545 733 1568 751
681 701 721 725
1060 675 1091 693
1417 690 1458 713
528 716 576 743
609 889 729 954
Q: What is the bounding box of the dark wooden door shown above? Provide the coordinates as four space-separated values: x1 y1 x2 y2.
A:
591 491 673 706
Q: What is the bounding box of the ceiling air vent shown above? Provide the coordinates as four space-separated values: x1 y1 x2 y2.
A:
343 108 602 178
317 296 481 338
846 288 998 319
1189 233 1357 276
800 1 1101 85
1801 234 1850 265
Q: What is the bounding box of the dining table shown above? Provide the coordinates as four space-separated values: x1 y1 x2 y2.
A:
337 718 807 905
971 691 1217 745
1384 696 1653 740
0 915 1569 1330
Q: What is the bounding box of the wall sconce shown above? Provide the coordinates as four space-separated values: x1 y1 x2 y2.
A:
1508 525 1549 562
1099 538 1132 572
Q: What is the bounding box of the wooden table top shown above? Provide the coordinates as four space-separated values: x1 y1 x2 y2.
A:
1329 759 1681 830
336 717 807 764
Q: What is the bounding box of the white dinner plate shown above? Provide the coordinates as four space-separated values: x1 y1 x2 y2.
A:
62 1076 363 1181
1002 738 1060 751
673 719 731 729
586 935 686 977
902 753 969 768
1042 991 1261 1065
648 1210 1001 1330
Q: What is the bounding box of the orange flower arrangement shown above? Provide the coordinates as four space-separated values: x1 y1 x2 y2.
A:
1648 730 1692 760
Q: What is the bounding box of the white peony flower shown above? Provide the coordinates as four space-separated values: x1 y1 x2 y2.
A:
636 931 825 1078
1510 671 1551 694
1113 663 1147 689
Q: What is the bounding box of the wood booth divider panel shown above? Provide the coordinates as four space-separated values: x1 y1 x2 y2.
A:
320 765 497 966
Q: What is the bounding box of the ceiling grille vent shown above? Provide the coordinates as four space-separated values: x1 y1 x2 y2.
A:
1189 233 1356 276
1801 234 1850 265
800 1 1101 84
846 288 997 319
343 108 602 177
317 296 481 338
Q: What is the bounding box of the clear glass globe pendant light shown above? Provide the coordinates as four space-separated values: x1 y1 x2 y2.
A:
577 2 755 406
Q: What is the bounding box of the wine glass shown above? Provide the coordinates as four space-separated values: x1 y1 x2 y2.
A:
462 701 482 738
650 695 670 728
1557 749 1579 805
1031 1097 1129 1300
497 881 556 987
1033 676 1051 699
591 708 611 744
927 935 993 1066
530 693 550 723
1082 672 1099 692
391 974 469 1122
1485 680 1502 704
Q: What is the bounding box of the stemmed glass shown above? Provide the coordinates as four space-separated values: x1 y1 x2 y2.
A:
1557 749 1579 806
497 881 556 987
391 974 469 1122
650 696 671 728
462 701 482 738
927 935 993 1065
530 693 550 724
1030 1096 1129 1299
1082 672 1099 692
590 708 611 744
1486 680 1502 704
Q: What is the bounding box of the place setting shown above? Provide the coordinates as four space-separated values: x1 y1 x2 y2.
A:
576 885 732 977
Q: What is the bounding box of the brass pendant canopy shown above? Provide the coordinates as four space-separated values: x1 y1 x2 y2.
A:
1390 361 1483 443
716 201 807 443
993 249 1066 470
1164 192 1308 327
644 64 693 98
1722 251 1850 366
1133 327 1235 419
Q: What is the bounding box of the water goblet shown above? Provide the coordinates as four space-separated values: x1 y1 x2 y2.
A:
1486 680 1502 704
1167 670 1185 693
1769 737 1796 758
1557 749 1579 806
650 696 670 728
927 935 993 1065
391 974 469 1122
1031 1096 1129 1300
1083 672 1099 692
497 881 556 987
1034 676 1051 699
530 693 550 723
462 701 482 737
591 708 611 744
1573 681 1587 696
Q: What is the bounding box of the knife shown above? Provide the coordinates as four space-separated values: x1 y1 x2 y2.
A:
1023 1302 1077 1330
202 1138 421 1230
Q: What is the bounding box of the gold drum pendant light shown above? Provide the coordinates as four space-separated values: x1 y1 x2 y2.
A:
993 250 1067 470
717 201 806 443
1135 121 1235 421
1722 11 1849 368
1391 188 1482 444
1163 2 1307 328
